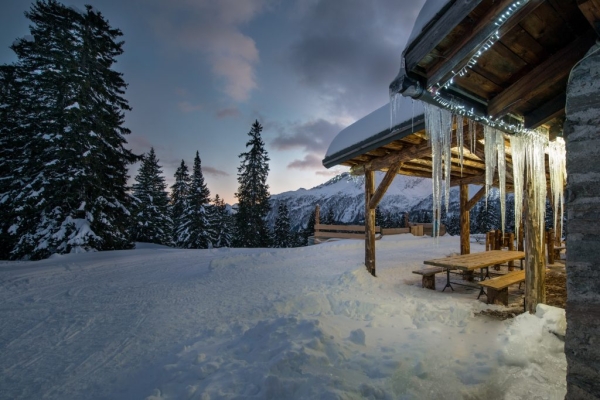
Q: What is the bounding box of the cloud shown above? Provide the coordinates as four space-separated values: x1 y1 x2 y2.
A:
145 0 269 102
287 154 323 170
286 0 425 117
215 107 240 119
203 166 229 177
271 119 343 154
178 101 203 113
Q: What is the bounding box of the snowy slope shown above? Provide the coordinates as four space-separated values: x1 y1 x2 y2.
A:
268 172 433 230
0 238 566 399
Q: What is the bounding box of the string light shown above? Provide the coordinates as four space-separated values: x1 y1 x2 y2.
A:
432 0 529 91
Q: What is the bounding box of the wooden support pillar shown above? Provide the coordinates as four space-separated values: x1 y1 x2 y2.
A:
460 183 470 255
547 228 555 265
524 177 546 313
508 233 515 271
365 170 376 276
315 204 320 225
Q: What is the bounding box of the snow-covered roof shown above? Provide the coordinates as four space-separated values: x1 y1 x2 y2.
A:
323 97 425 168
407 0 452 45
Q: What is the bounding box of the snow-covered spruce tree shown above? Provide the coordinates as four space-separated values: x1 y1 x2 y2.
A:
301 208 316 246
170 159 190 247
273 202 292 248
3 1 136 259
234 120 271 248
208 194 233 248
178 151 212 248
132 148 172 245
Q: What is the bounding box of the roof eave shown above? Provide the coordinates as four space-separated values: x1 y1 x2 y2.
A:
322 116 425 169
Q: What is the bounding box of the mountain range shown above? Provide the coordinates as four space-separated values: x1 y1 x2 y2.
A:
266 172 467 231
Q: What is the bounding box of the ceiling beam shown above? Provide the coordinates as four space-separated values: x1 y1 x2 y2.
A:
524 93 566 130
427 0 545 88
351 138 431 175
488 34 595 118
368 162 402 209
578 0 600 35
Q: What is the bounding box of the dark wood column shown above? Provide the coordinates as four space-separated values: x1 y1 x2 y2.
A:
365 170 376 276
460 183 470 255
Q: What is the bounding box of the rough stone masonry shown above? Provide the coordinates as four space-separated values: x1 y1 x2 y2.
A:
564 41 600 400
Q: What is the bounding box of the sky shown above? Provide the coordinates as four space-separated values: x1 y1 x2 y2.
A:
0 0 426 204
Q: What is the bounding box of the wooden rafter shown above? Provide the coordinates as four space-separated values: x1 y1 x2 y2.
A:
368 162 402 209
524 93 566 129
577 0 600 35
488 34 595 118
427 0 545 87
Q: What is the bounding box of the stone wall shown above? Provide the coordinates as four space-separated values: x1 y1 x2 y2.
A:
564 42 600 399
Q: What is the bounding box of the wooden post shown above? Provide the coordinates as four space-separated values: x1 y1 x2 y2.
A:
404 212 409 228
508 233 515 271
524 177 546 313
547 228 555 265
365 170 376 276
460 183 470 255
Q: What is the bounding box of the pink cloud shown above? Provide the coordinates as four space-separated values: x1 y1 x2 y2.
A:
287 154 323 170
146 0 268 102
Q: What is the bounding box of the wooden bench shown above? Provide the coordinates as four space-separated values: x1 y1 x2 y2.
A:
478 270 525 306
314 224 382 242
412 267 446 290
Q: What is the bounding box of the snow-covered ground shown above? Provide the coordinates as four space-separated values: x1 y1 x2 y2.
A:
0 236 566 399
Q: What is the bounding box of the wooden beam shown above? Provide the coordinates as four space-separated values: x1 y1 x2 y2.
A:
465 185 488 211
524 93 566 129
404 0 484 74
451 174 486 186
488 34 595 118
351 138 431 175
365 170 376 277
578 0 600 35
460 183 470 255
368 162 401 209
427 0 545 87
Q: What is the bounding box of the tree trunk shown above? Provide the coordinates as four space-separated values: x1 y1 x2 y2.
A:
365 170 376 276
564 42 600 398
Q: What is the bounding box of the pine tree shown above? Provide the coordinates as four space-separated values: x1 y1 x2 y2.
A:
132 148 172 245
375 206 384 228
273 202 292 248
2 1 137 259
321 208 335 225
302 209 317 245
208 194 233 248
171 159 190 247
179 151 212 248
234 121 271 248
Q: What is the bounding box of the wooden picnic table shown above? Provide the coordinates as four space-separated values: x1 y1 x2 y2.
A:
423 250 526 294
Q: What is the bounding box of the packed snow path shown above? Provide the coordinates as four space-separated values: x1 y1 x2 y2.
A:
0 237 566 399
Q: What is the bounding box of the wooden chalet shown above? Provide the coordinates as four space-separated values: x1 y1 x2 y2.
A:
324 0 600 396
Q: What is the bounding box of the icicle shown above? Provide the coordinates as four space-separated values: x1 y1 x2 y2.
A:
424 103 452 239
390 92 401 130
509 129 548 250
484 125 498 206
529 129 548 251
548 137 566 241
468 118 476 154
456 114 464 174
510 134 526 244
495 131 506 234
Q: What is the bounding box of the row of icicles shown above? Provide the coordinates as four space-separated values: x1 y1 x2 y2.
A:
421 103 566 245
